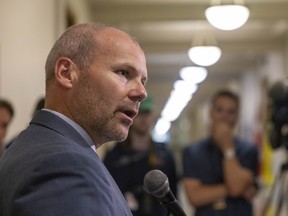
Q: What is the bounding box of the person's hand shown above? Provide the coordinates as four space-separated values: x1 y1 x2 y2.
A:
212 121 234 151
242 185 257 201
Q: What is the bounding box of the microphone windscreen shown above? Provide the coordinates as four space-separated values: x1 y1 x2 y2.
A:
143 169 170 198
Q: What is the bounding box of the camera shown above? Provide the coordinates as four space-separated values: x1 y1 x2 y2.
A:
268 81 288 149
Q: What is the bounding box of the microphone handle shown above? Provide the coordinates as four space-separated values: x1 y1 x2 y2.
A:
161 200 187 216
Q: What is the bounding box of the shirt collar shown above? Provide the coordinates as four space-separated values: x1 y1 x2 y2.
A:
42 109 96 152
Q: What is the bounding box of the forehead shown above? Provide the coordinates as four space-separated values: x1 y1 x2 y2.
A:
97 28 141 53
213 96 238 108
95 28 147 76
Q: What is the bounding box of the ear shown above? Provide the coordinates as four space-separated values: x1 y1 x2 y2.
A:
54 57 79 89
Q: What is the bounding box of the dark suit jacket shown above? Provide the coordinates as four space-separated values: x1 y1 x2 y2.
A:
0 110 132 216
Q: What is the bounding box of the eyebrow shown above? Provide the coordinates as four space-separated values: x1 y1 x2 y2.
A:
114 63 148 83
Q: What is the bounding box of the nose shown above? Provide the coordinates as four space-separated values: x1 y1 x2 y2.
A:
130 81 147 102
137 85 147 102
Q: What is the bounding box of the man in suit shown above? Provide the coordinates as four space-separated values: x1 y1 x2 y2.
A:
0 23 148 216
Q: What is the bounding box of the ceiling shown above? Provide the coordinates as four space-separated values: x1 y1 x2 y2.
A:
85 0 288 118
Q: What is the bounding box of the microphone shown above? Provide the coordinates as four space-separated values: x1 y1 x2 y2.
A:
143 169 186 216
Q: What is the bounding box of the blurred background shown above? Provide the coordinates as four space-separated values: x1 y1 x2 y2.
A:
1 0 288 215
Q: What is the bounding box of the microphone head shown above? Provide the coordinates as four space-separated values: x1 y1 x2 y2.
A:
143 169 170 198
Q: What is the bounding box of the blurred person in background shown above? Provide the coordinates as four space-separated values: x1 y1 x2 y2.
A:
182 89 259 216
104 94 178 216
32 97 45 117
0 99 14 158
4 96 45 150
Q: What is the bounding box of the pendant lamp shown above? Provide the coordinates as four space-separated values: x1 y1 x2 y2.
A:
205 0 250 31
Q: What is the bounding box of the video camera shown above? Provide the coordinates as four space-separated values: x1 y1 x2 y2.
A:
268 81 288 149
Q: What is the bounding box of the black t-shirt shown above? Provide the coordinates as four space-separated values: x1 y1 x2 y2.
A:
182 137 259 216
104 141 178 216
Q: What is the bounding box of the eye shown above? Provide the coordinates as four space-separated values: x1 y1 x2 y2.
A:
117 70 129 78
228 109 236 115
142 77 148 86
216 107 224 113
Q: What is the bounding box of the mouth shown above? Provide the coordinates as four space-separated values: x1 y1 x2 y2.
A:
123 109 137 120
116 104 139 124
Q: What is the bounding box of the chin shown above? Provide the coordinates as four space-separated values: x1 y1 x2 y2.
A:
115 134 128 142
111 127 129 142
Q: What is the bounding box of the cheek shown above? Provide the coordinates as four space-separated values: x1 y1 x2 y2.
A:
211 112 220 121
92 73 123 96
0 127 7 139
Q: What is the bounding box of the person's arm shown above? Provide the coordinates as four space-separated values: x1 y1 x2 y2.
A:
212 121 256 197
224 145 259 200
182 178 227 207
182 144 228 208
222 153 255 197
242 184 258 201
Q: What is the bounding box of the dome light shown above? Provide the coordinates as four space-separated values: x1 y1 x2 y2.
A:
205 1 250 31
188 46 221 67
179 66 208 84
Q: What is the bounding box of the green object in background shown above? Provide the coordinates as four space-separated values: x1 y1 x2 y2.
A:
139 94 153 112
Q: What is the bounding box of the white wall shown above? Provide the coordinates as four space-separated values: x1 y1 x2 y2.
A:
0 0 60 142
0 0 91 143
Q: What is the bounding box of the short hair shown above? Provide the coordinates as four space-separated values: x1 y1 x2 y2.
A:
0 99 14 118
45 23 140 84
211 89 239 109
45 23 105 83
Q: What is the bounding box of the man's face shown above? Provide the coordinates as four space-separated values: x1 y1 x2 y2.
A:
210 96 238 128
0 108 12 144
70 28 148 145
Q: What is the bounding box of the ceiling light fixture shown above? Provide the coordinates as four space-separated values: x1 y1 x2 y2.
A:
205 0 250 31
179 66 208 84
188 31 221 67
